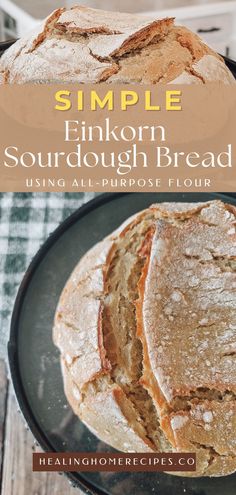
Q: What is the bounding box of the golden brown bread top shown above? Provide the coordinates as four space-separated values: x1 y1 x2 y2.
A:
54 200 236 476
55 237 112 389
54 213 140 389
143 202 236 402
0 5 235 84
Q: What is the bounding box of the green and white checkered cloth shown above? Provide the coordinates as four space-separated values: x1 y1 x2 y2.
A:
0 192 96 359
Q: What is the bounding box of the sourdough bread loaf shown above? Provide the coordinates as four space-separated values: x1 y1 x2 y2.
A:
0 5 235 84
53 200 236 477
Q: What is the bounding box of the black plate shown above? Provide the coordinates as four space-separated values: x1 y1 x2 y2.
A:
224 55 236 77
0 39 16 56
1 39 236 79
8 193 236 495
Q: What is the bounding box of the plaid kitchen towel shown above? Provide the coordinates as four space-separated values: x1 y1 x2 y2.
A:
0 192 96 359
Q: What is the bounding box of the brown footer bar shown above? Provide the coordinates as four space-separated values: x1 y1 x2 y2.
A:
32 452 196 472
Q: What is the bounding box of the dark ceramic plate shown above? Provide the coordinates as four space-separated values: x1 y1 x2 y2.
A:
8 193 236 495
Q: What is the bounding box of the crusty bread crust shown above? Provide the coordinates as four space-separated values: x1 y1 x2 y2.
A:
54 211 157 453
0 5 235 84
139 201 236 476
53 200 236 477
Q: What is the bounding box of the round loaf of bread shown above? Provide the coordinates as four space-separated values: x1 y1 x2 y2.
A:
0 5 235 84
53 200 236 477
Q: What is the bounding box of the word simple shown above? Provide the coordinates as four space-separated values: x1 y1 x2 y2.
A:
54 89 182 112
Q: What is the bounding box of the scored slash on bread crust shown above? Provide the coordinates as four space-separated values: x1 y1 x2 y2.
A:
138 201 236 476
0 5 235 84
53 200 236 477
